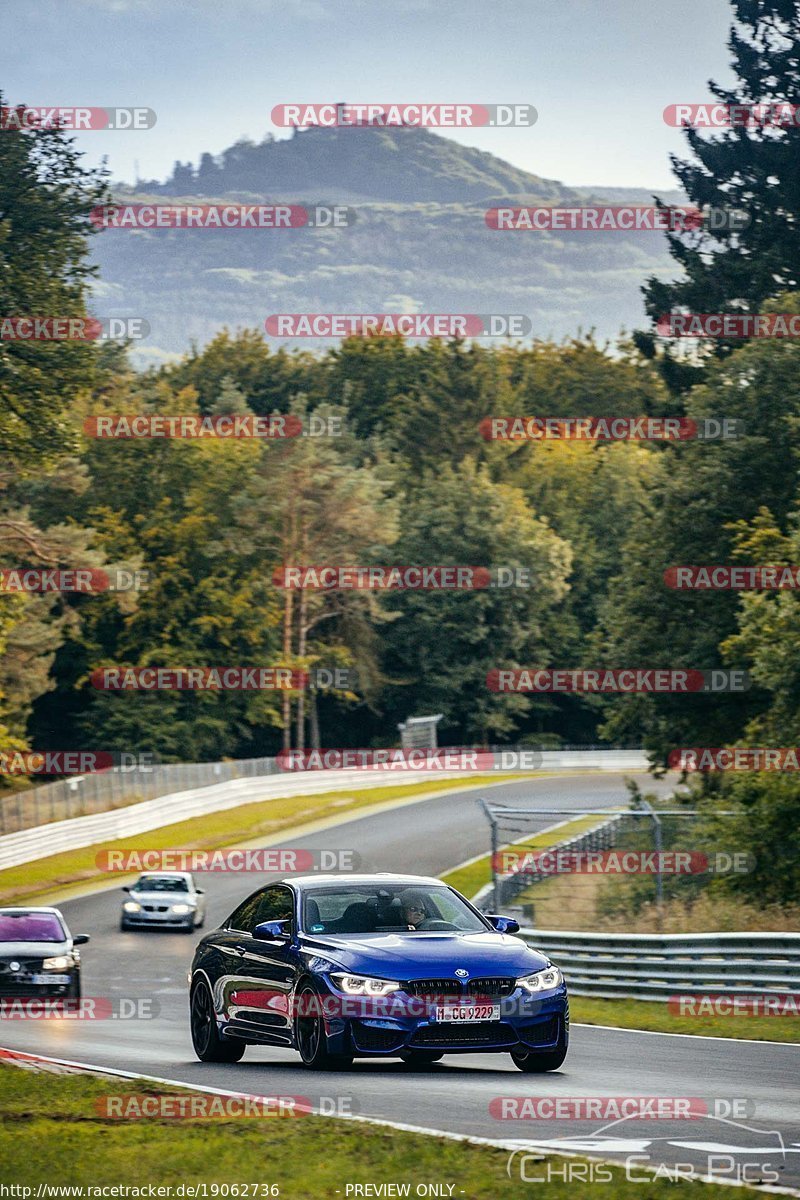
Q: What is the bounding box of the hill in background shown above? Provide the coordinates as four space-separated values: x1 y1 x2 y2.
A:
92 125 686 364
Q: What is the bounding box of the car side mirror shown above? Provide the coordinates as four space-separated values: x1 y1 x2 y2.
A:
195 888 204 895
72 934 90 946
253 920 290 942
122 885 130 893
487 914 520 934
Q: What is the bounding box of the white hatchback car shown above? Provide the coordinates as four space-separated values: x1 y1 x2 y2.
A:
121 872 207 932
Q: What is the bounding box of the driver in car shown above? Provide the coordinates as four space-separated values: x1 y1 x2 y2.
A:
400 889 432 929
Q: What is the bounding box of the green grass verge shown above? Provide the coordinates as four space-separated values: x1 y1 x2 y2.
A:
0 775 538 907
441 812 616 899
0 1062 745 1198
570 995 800 1043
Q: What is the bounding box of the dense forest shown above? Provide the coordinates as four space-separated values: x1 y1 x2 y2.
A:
1 0 800 903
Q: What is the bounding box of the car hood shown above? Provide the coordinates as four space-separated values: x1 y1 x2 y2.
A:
299 930 549 977
0 941 68 958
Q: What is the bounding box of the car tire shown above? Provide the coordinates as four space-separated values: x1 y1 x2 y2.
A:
65 976 81 1001
120 919 130 932
399 1050 444 1067
294 982 352 1071
510 1036 567 1073
190 979 246 1063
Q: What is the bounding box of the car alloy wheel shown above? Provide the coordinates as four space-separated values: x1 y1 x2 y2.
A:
294 983 352 1070
510 1036 567 1073
190 979 245 1063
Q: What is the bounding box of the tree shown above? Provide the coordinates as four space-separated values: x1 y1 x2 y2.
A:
640 1 800 384
0 95 108 468
0 97 111 761
379 460 572 742
231 399 399 750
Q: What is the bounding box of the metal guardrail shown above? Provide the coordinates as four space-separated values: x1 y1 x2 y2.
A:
0 756 283 836
521 929 800 1000
2 748 649 837
0 747 650 846
0 768 472 871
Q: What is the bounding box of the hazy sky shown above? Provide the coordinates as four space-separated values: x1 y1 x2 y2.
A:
4 0 735 189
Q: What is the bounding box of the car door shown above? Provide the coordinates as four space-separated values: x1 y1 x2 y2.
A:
187 875 206 924
222 884 298 1043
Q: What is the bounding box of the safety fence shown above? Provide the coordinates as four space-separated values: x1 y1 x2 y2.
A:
0 747 649 837
520 928 800 1001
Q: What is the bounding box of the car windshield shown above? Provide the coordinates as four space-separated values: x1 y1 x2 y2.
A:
131 876 189 893
302 884 488 934
0 912 65 942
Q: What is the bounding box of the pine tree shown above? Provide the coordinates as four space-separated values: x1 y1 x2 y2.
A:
639 1 800 384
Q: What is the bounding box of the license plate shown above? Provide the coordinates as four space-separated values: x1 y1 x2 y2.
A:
433 1003 500 1022
30 974 71 985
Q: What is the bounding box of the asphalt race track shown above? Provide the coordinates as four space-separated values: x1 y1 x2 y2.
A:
3 773 799 1191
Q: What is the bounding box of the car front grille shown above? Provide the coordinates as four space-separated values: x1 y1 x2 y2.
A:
411 1021 518 1048
468 977 516 998
0 959 44 975
404 977 516 1000
142 905 170 913
0 982 71 997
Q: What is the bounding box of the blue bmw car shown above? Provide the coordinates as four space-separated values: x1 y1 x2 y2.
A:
188 873 568 1071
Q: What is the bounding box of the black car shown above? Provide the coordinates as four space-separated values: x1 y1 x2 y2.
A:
188 873 568 1071
0 907 89 999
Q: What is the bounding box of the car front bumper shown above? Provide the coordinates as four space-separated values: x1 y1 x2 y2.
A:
318 985 569 1056
0 970 79 998
122 909 195 927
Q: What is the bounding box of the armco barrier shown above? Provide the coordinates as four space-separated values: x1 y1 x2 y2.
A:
0 749 648 869
521 929 800 1001
0 769 462 871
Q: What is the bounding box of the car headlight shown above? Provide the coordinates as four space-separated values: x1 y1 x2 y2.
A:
42 955 73 971
330 973 400 996
123 901 142 913
171 904 192 915
517 965 563 993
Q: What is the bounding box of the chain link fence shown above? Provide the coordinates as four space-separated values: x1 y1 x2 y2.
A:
0 757 282 835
